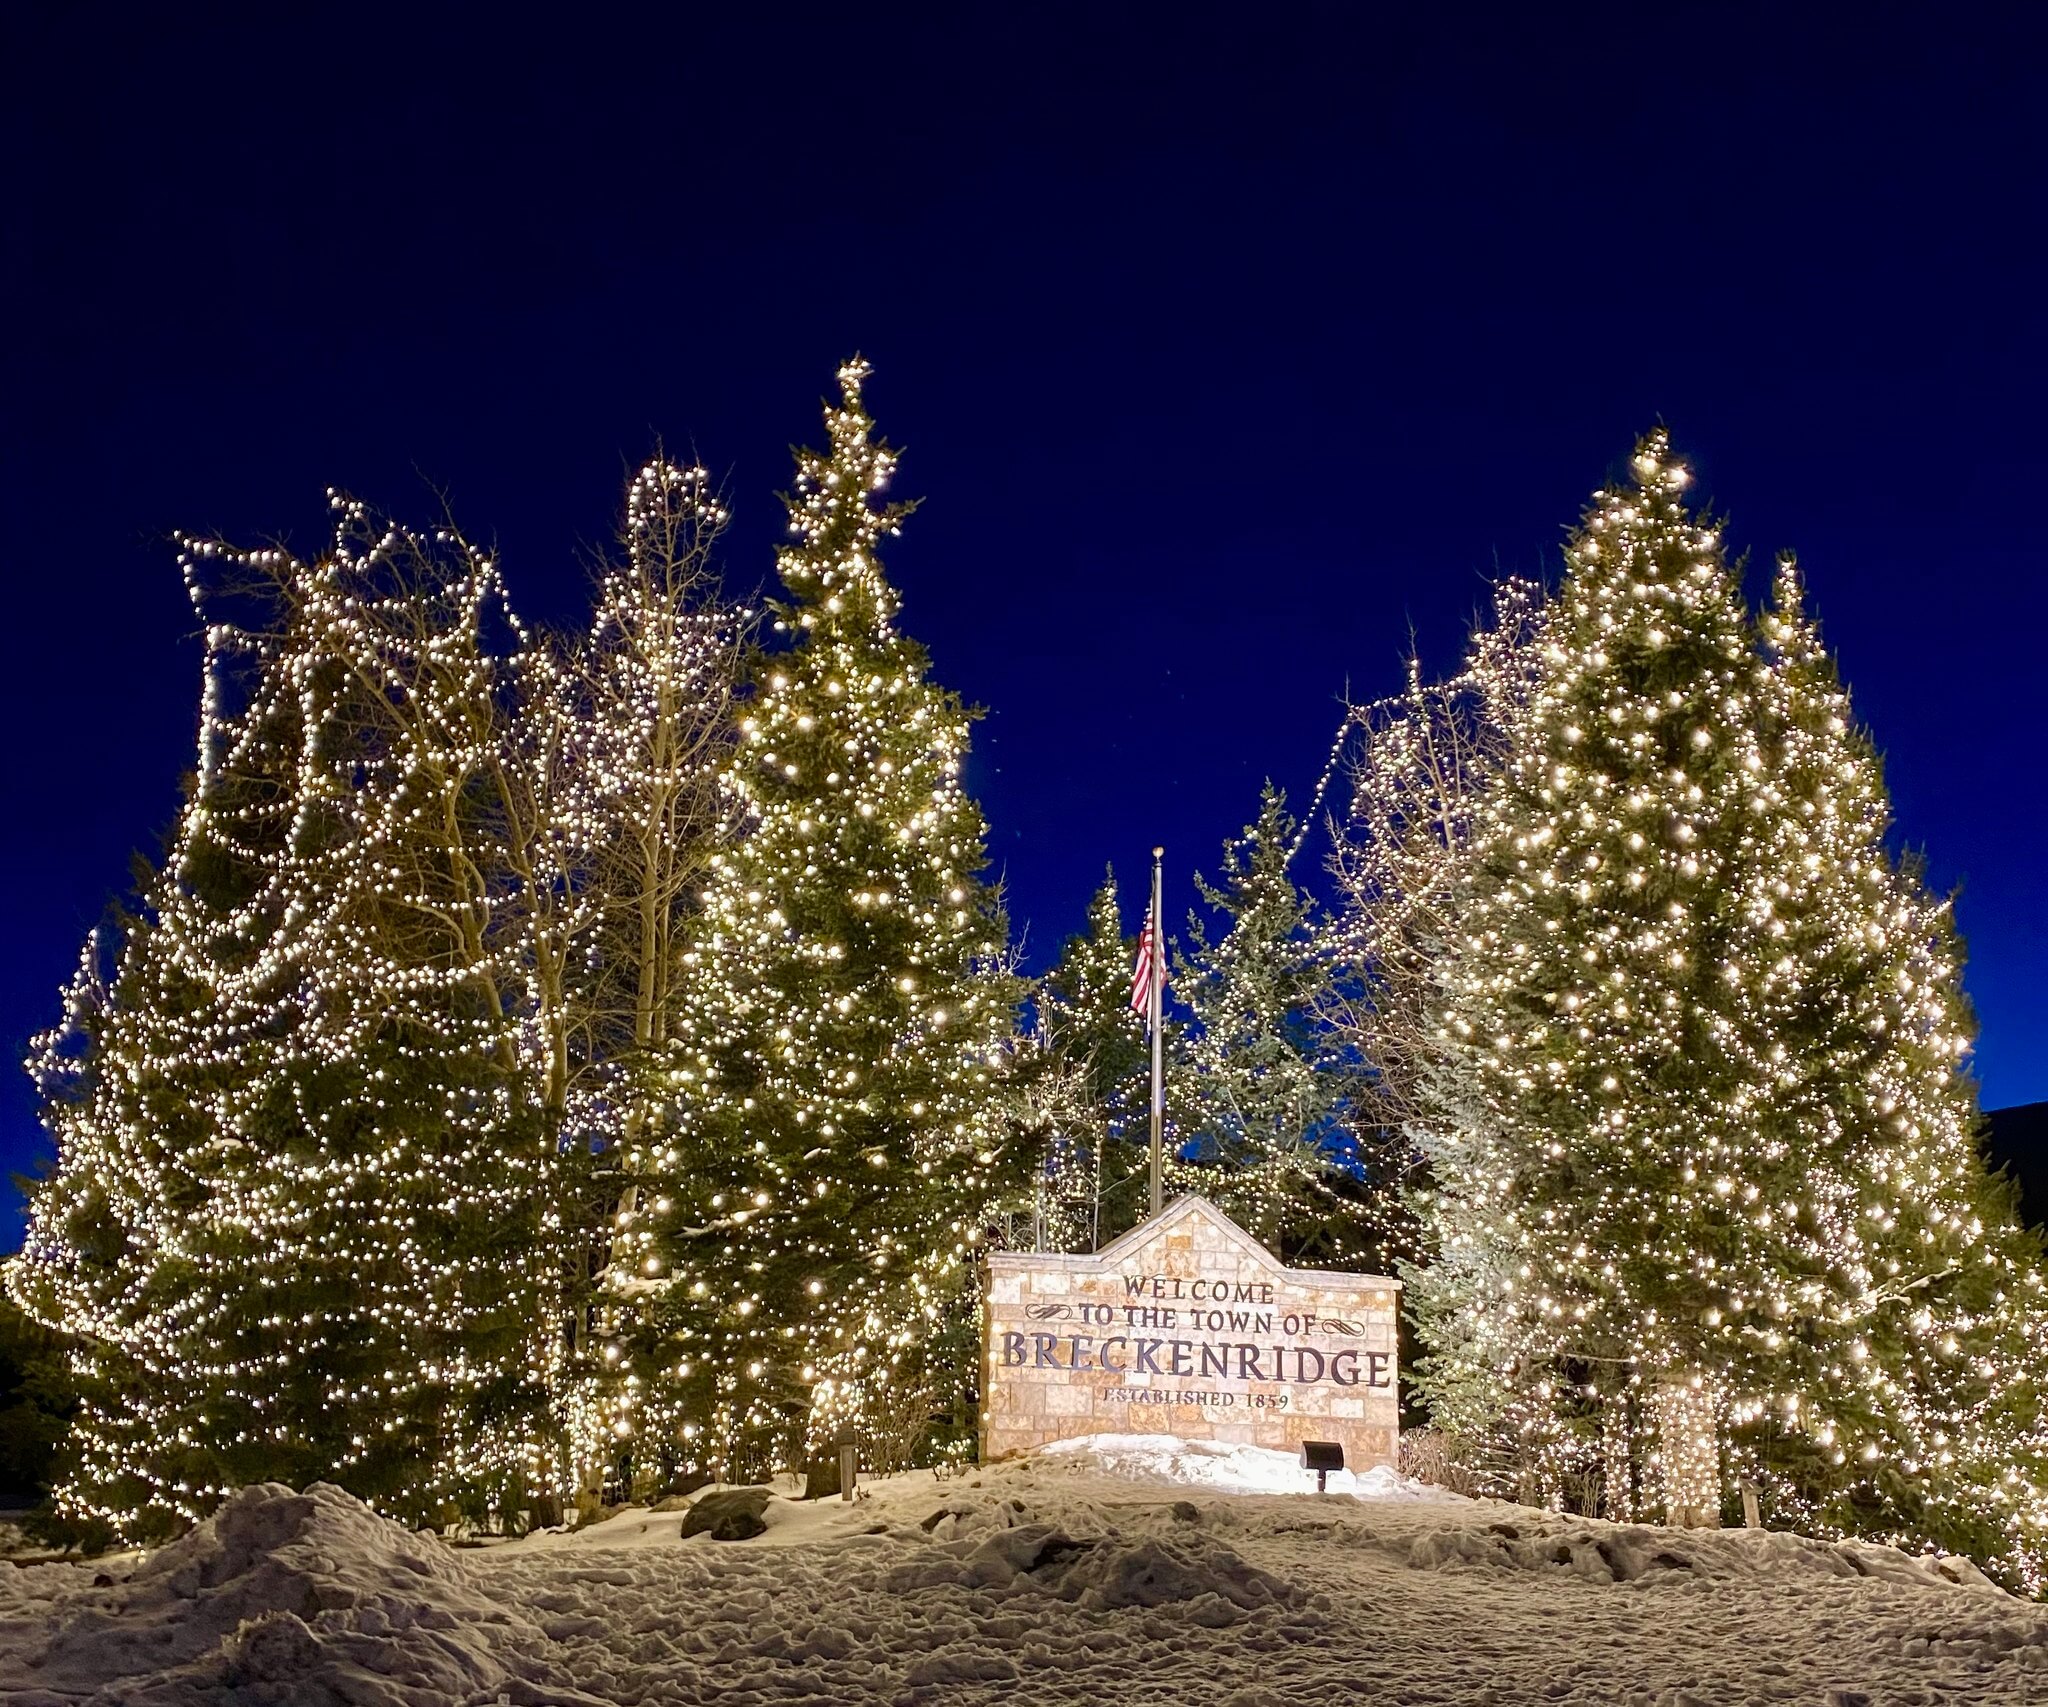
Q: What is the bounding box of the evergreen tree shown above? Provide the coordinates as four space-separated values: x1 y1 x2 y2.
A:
1173 784 1392 1267
628 362 1019 1478
1409 431 2048 1586
9 500 561 1540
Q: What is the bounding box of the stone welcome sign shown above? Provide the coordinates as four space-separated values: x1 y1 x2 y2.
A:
982 1196 1400 1471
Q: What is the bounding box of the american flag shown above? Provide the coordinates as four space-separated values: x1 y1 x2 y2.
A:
1128 903 1164 1018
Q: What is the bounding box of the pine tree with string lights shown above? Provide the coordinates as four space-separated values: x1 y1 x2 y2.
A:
1407 430 2048 1586
622 361 1019 1479
9 502 564 1542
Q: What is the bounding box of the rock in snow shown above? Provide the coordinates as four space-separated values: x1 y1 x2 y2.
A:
1 1438 2044 1704
678 1487 775 1542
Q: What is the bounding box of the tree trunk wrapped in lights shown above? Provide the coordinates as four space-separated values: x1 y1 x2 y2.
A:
627 361 1021 1481
1600 1387 1637 1523
1653 1373 1721 1529
1404 430 2048 1589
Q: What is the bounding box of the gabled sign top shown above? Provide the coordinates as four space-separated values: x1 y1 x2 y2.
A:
986 1193 1402 1292
1093 1194 1275 1268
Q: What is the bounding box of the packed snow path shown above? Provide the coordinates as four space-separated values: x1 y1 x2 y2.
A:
3 1435 2044 1705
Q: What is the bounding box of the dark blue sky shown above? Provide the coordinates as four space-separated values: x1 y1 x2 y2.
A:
3 6 2043 1241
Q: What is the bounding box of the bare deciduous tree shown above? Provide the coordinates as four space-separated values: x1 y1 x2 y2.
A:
1318 580 1544 1136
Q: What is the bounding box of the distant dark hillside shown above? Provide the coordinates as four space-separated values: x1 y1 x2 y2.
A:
1984 1103 2048 1232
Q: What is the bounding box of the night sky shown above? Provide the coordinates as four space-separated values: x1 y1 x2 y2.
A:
4 7 2043 1243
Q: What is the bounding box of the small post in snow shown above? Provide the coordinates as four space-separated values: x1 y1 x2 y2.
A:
836 1422 858 1502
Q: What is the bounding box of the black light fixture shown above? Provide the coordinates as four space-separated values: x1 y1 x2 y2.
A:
1301 1440 1344 1494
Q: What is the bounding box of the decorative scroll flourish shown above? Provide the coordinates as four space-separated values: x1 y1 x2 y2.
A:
1025 1302 1073 1322
1317 1318 1365 1338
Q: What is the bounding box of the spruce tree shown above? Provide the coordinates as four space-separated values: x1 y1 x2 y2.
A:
9 501 561 1540
1409 431 2048 1586
1033 870 1151 1248
1174 784 1390 1267
628 362 1018 1478
1744 549 2048 1574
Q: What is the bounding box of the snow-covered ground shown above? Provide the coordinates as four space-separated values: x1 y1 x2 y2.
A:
3 1433 2044 1705
1036 1432 1453 1501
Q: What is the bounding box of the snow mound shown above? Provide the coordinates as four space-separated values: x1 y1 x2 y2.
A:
1407 1511 2009 1596
6 1481 537 1706
1043 1530 1299 1618
1036 1432 1458 1501
885 1509 1300 1626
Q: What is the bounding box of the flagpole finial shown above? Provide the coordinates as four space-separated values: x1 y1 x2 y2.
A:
1153 846 1164 859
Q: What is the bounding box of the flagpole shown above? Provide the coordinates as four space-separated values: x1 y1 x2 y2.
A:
1149 846 1164 1220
